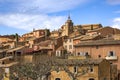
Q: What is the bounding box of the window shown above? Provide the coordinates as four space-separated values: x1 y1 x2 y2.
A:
16 52 21 56
64 45 67 49
74 66 77 73
109 51 115 56
55 78 60 80
78 52 80 56
98 55 101 58
85 52 88 56
69 39 71 42
41 31 44 34
91 25 93 30
64 39 67 43
89 78 94 80
56 51 59 56
96 46 99 49
104 78 106 80
89 66 94 72
69 45 72 49
56 51 61 56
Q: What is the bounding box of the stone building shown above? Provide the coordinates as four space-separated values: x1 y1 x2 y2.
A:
22 29 50 41
0 35 15 43
60 16 103 37
50 30 61 38
74 39 120 79
63 37 74 53
74 24 102 32
61 15 74 36
50 59 112 80
86 27 120 37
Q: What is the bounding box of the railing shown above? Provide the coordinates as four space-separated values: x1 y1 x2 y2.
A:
105 56 118 60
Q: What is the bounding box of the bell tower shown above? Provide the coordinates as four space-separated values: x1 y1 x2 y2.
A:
64 15 73 36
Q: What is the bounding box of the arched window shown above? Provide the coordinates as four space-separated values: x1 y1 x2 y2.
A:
89 78 94 80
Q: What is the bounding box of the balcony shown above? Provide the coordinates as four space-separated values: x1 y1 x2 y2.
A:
105 56 118 60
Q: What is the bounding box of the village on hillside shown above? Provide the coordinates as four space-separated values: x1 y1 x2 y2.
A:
0 16 120 80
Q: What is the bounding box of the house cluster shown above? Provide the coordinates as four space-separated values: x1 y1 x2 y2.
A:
0 15 120 80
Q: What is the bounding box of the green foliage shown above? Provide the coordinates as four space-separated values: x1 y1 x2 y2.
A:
45 29 50 37
10 60 52 80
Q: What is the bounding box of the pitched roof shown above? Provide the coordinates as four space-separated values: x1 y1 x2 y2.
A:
73 35 84 40
69 31 82 38
0 56 13 61
75 40 120 47
81 24 102 27
56 46 64 50
28 36 45 41
35 40 52 46
87 27 120 36
7 46 25 53
80 35 101 41
0 49 8 53
0 62 18 67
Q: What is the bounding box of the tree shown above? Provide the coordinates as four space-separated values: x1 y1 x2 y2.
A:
10 55 53 80
51 59 93 80
10 63 38 80
15 33 19 42
10 55 92 80
0 68 4 80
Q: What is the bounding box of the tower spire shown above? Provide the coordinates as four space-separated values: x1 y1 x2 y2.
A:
68 11 71 20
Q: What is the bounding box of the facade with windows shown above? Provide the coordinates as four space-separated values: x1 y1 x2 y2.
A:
74 40 120 76
22 29 50 38
55 46 66 58
63 38 74 53
50 59 111 80
61 15 73 36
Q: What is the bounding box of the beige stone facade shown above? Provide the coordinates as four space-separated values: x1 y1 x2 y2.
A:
63 38 74 53
50 30 60 38
22 29 50 40
61 16 73 36
50 59 111 80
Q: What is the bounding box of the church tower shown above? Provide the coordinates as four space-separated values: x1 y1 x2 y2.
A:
63 15 73 36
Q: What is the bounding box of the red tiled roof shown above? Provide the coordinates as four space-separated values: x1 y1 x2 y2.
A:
23 48 34 53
